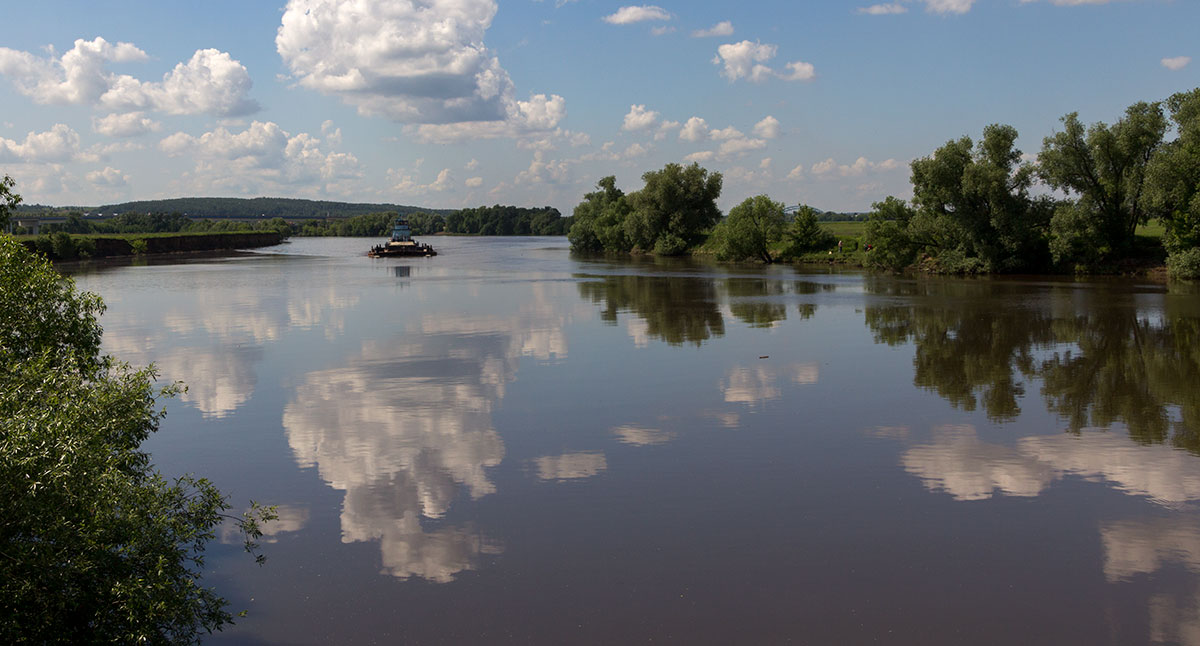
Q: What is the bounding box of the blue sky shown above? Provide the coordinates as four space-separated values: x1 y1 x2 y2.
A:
0 0 1197 213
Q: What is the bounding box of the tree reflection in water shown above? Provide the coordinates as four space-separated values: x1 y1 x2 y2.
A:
863 277 1200 451
577 274 725 346
723 278 788 328
577 273 834 346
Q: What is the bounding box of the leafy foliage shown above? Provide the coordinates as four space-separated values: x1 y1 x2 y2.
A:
864 197 919 270
0 174 21 231
626 163 723 255
1167 247 1200 280
41 212 293 237
711 195 786 263
1147 88 1200 256
865 125 1053 273
1039 103 1168 266
0 232 274 643
781 204 836 259
569 164 722 256
295 211 441 237
443 205 568 235
568 176 632 253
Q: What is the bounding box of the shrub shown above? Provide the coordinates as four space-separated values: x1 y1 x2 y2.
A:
1168 248 1200 280
781 206 835 259
50 231 76 260
74 237 96 259
653 233 689 256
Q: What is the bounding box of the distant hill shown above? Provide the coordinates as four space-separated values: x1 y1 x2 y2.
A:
89 197 454 219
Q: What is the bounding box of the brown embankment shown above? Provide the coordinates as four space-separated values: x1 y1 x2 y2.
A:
20 232 284 260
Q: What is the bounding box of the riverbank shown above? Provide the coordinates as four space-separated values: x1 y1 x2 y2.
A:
696 220 1173 277
15 231 286 261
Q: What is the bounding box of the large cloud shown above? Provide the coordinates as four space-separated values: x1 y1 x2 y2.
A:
0 124 84 163
159 121 362 193
0 37 258 117
622 104 659 131
277 0 563 138
713 40 815 83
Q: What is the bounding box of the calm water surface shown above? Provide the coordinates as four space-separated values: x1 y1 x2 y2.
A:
71 237 1200 645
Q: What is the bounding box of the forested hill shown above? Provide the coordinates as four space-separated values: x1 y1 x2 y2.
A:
91 197 454 219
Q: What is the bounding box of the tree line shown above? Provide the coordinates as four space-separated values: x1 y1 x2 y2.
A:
567 163 834 261
443 205 570 235
15 206 572 240
286 205 570 237
864 87 1200 277
34 211 291 236
570 87 1200 278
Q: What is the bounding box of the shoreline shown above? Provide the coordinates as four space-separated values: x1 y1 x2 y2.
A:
14 231 286 262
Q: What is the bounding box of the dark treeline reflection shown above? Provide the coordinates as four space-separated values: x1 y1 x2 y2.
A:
863 277 1200 451
577 274 834 345
724 278 788 328
720 278 833 327
577 275 725 346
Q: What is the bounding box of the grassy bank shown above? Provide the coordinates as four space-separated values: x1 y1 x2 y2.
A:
14 230 286 261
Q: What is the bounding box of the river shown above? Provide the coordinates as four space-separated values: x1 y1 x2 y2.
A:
69 236 1200 645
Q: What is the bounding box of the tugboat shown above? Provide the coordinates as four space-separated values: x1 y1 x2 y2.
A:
368 215 437 258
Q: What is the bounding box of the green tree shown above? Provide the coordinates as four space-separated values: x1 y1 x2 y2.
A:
864 197 919 270
1039 102 1168 266
1146 88 1200 263
624 163 722 255
0 174 20 231
781 204 836 259
712 195 786 263
0 234 273 643
907 124 1052 273
569 176 632 253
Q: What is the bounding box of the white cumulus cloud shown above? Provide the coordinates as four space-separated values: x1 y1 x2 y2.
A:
679 116 709 142
753 115 780 139
1162 56 1191 71
692 21 734 37
408 93 567 143
277 0 562 137
86 166 128 187
0 124 84 163
811 156 901 177
602 6 671 24
622 104 659 131
91 112 161 138
159 121 362 193
713 40 814 83
0 38 258 116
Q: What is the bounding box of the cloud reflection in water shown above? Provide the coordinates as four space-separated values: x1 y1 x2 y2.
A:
282 294 572 581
